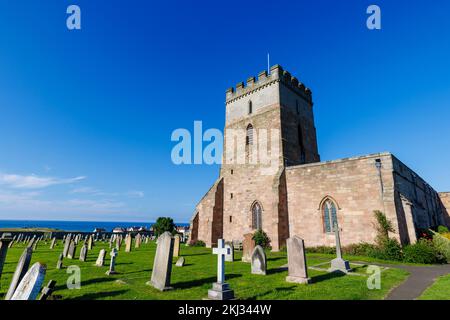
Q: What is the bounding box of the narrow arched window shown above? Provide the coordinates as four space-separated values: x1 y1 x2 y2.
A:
246 124 254 146
323 199 338 233
251 202 262 230
248 101 253 114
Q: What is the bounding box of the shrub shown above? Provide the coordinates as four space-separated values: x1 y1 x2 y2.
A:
306 246 336 255
417 229 434 241
442 233 450 240
189 240 205 247
342 242 377 256
153 217 176 238
437 225 449 234
252 230 271 249
373 210 395 244
403 239 441 264
432 231 450 263
380 238 404 261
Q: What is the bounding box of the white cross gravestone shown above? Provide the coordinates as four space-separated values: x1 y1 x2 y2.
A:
147 232 174 291
207 239 235 300
286 236 311 284
5 246 33 300
106 248 118 275
10 262 46 300
329 222 351 273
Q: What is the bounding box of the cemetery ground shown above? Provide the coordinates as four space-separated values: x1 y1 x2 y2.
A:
1 240 448 300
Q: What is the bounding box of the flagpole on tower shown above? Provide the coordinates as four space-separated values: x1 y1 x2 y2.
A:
267 53 270 75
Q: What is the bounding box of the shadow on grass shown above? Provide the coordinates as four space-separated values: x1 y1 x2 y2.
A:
266 266 288 275
245 285 297 299
174 273 242 289
266 257 285 262
182 253 210 257
54 276 117 291
72 289 129 300
311 271 346 283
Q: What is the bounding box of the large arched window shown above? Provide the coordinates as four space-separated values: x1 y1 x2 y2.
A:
246 124 254 146
322 199 338 233
251 202 262 230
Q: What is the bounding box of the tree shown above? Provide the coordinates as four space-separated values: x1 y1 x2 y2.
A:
153 217 176 238
373 210 395 244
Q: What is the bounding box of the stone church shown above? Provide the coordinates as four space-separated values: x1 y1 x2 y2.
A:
189 64 450 251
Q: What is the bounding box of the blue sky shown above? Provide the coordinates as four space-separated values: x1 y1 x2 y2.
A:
0 0 449 222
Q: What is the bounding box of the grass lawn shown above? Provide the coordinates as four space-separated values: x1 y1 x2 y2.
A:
0 240 409 300
419 274 450 300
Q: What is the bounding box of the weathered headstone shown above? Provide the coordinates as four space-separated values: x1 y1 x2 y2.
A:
135 234 142 249
329 222 351 273
251 245 267 275
286 236 311 284
87 235 93 250
242 233 255 263
95 249 106 267
125 234 132 252
38 280 57 300
49 237 56 249
0 234 13 280
11 262 46 300
56 253 63 269
67 241 77 259
175 257 185 267
173 234 181 257
4 246 33 300
106 248 118 275
79 244 88 262
207 239 234 300
63 234 72 257
147 232 174 291
225 242 234 262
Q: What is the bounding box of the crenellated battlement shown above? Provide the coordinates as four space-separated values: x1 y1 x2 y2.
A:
225 65 312 104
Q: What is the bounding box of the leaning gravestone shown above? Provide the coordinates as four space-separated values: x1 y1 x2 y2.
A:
106 248 118 275
148 231 174 291
329 222 351 273
0 234 13 280
286 236 311 284
173 234 181 257
63 234 72 257
49 237 56 249
125 234 132 252
67 241 77 259
251 245 267 275
225 242 234 262
175 257 185 267
38 280 57 300
242 233 255 263
11 262 46 300
5 246 33 300
95 249 106 267
79 244 88 262
87 235 93 250
56 253 63 269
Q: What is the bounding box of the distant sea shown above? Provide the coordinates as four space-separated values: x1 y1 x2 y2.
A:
0 220 189 232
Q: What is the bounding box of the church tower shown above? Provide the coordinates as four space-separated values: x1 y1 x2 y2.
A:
217 65 320 250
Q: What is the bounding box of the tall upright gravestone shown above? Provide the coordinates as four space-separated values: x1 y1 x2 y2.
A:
225 242 234 262
0 234 13 280
173 234 181 257
125 234 132 252
135 234 142 249
79 244 88 262
67 241 76 259
11 262 46 300
242 233 255 263
5 246 34 300
329 222 351 273
148 232 174 291
63 234 72 257
286 236 311 284
49 237 56 249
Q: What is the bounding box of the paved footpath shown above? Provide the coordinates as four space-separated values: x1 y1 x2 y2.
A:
381 264 450 300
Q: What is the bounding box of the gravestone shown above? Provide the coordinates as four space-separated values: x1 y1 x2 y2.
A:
251 245 267 275
207 239 234 300
147 232 174 291
67 241 77 259
241 233 255 263
135 234 142 249
63 234 72 257
116 235 122 251
145 236 149 244
56 253 63 269
0 234 13 280
49 237 56 249
175 257 185 267
87 235 93 250
329 222 351 273
125 234 132 252
38 280 57 300
173 234 181 257
4 246 33 300
11 262 46 300
95 249 106 267
106 248 118 275
225 242 234 262
286 236 311 284
79 244 88 262
32 239 39 251
8 239 15 248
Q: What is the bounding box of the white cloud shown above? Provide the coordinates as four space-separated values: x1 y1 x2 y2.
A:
0 173 85 189
127 190 144 198
71 187 144 199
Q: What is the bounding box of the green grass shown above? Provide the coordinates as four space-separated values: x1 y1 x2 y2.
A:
0 241 409 300
419 274 450 300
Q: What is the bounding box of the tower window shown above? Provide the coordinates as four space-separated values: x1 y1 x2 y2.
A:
229 216 233 223
322 199 338 233
246 124 254 146
231 169 233 175
248 101 253 114
230 193 233 199
251 202 262 230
